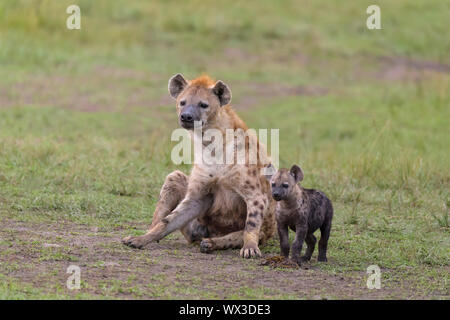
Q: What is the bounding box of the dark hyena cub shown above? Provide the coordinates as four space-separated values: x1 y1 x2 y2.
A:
266 164 333 266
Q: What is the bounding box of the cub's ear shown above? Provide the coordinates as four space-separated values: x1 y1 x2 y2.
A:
212 80 232 106
290 164 304 183
168 73 188 99
263 163 276 181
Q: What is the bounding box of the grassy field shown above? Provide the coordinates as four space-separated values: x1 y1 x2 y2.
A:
0 0 449 299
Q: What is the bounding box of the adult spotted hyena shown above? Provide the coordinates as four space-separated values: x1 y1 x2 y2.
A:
122 74 276 258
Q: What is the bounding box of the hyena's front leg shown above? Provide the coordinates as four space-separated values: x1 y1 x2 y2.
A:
122 193 212 249
238 185 269 258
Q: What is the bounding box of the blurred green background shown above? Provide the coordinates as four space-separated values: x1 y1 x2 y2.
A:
0 0 448 299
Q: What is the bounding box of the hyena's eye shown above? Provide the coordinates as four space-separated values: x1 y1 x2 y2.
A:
199 102 209 109
180 100 186 106
282 183 289 188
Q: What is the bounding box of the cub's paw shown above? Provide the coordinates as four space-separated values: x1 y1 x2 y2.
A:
121 235 147 249
292 257 302 267
317 256 328 262
300 255 311 263
200 238 215 254
240 244 261 259
292 257 311 269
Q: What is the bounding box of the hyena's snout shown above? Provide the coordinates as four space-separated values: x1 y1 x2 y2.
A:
180 105 201 129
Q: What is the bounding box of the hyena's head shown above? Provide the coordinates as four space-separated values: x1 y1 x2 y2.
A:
266 164 303 201
168 74 231 130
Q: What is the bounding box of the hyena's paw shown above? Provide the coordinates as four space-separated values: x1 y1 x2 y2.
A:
121 235 148 249
240 243 261 259
200 238 215 254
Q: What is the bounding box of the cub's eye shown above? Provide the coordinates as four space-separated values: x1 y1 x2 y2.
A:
180 100 186 106
271 183 276 188
199 102 209 109
282 183 289 188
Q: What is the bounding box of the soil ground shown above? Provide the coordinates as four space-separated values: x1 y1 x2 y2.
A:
0 0 448 300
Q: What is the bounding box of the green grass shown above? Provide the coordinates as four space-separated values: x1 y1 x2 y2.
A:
0 0 449 299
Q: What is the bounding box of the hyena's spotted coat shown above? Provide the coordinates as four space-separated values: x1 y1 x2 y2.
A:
122 74 276 258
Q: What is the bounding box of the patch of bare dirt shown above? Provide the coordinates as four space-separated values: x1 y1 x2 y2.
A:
375 56 450 82
217 47 309 68
0 66 168 112
235 82 329 110
0 217 441 299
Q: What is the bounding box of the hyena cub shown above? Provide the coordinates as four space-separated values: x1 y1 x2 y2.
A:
266 164 333 266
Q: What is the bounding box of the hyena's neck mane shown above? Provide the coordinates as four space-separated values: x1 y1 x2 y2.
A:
217 106 271 168
189 75 270 168
213 105 248 133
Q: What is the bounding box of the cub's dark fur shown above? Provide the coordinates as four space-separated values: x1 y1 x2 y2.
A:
267 164 333 265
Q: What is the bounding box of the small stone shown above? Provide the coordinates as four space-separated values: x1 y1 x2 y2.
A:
104 262 120 267
43 243 61 248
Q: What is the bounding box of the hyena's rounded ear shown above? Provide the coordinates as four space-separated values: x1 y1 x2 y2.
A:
263 163 276 181
168 73 188 99
212 80 231 106
290 165 303 182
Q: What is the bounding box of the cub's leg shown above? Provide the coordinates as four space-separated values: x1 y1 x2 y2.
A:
291 224 307 266
318 221 331 262
199 230 244 253
317 198 333 262
277 223 290 259
300 233 316 262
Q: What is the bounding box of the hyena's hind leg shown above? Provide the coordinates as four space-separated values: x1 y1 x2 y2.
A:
199 227 271 255
122 170 186 247
200 231 244 254
153 170 209 243
181 218 209 244
122 170 208 246
150 170 187 227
